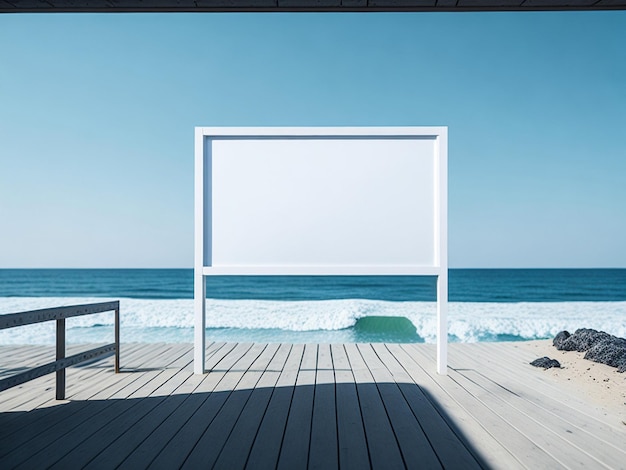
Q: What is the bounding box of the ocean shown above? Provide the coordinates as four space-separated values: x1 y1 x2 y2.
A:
1 269 625 345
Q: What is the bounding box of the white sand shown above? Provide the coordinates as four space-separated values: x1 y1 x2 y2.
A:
516 339 626 425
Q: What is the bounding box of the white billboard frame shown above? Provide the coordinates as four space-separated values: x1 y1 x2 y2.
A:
194 127 448 374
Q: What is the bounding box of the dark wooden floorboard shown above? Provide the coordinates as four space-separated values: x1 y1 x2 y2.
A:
76 348 197 469
345 343 406 470
82 343 226 469
309 344 338 470
245 343 303 470
2 342 625 470
146 344 264 469
358 344 442 469
1 344 187 467
12 345 192 470
406 344 564 469
213 343 291 470
182 344 279 469
0 343 145 441
116 370 225 469
276 344 318 470
372 344 483 470
332 344 371 470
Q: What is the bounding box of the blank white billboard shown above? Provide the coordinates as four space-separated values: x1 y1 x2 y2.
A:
194 127 448 374
208 137 435 268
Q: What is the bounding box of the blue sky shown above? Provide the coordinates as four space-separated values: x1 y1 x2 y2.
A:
1 12 625 268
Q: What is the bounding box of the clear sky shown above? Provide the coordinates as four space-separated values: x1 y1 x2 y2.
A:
1 11 625 268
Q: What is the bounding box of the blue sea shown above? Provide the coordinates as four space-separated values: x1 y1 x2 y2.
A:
1 269 625 345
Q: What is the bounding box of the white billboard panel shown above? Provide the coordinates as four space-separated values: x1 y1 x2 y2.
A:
194 127 447 374
208 137 435 268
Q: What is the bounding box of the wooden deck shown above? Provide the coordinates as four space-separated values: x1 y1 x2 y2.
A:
1 341 625 469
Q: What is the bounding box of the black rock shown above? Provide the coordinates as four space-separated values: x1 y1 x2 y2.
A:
553 328 626 373
583 336 626 371
556 328 611 352
553 330 570 349
530 357 561 369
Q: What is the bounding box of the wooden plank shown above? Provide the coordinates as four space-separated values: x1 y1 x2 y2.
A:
5 345 193 469
330 342 351 370
0 343 112 379
1 351 178 440
344 343 406 470
212 343 292 470
309 343 338 470
0 345 56 375
391 344 524 469
463 342 626 431
461 367 625 469
211 342 256 371
457 342 626 428
70 343 168 397
300 342 318 370
1 343 198 415
316 342 334 371
3 341 625 470
446 344 626 468
0 343 116 393
276 343 318 470
0 343 156 459
446 341 626 451
47 347 196 469
143 343 265 469
3 372 166 468
181 344 276 467
372 343 488 469
85 349 219 470
444 365 602 469
265 342 292 371
202 342 239 370
245 343 304 470
115 368 228 469
405 343 566 469
0 343 145 434
0 342 145 428
358 343 443 469
85 343 235 469
0 346 107 410
182 344 281 468
0 343 112 396
331 344 370 470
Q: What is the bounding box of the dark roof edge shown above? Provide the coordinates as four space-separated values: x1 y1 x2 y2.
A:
2 6 626 14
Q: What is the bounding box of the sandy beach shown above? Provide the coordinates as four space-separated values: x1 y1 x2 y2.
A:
516 339 626 425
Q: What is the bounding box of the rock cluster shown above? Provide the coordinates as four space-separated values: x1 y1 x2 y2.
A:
553 328 626 373
530 357 561 369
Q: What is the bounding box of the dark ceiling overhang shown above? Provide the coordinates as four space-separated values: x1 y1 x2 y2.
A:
2 0 626 13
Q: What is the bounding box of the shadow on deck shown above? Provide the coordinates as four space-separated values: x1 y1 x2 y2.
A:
0 381 489 469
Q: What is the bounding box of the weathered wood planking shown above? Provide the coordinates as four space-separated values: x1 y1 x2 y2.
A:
445 342 626 467
3 344 193 469
385 343 524 470
1 341 625 470
344 342 406 469
277 343 318 470
406 343 626 469
309 343 338 470
332 343 370 470
212 343 292 470
244 343 304 470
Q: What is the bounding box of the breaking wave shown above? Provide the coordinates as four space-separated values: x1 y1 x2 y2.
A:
1 297 625 345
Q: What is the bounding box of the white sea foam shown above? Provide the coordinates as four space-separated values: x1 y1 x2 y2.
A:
0 297 625 344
